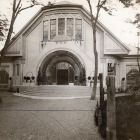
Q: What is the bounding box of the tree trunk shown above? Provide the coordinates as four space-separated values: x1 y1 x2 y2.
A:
91 27 98 100
87 0 105 100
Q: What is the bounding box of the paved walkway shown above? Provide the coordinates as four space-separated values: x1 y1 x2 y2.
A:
0 88 103 140
13 85 100 100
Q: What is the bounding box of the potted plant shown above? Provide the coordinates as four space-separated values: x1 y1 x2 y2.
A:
26 76 30 83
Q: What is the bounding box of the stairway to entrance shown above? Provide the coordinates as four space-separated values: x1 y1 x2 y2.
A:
15 85 92 98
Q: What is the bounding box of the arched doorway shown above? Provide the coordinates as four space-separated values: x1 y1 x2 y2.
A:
126 69 139 88
56 62 74 85
38 51 86 85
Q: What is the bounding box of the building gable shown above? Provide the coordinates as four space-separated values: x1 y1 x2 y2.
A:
6 37 22 56
104 32 129 55
4 2 130 57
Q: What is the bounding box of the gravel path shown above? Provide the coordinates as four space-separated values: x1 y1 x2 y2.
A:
0 91 103 140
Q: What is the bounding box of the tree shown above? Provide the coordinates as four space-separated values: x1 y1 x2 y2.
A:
123 0 140 73
0 0 40 58
0 17 8 40
123 0 140 27
87 0 140 99
87 0 107 100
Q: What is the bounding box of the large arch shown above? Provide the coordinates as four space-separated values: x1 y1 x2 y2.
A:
37 50 86 85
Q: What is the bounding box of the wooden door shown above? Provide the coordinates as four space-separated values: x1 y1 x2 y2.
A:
57 70 68 85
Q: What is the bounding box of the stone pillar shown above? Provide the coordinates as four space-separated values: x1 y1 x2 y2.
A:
106 76 117 140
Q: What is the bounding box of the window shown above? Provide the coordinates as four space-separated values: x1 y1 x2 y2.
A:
58 18 65 35
57 62 70 70
43 20 49 41
50 19 56 39
47 18 82 41
67 18 74 37
75 19 82 40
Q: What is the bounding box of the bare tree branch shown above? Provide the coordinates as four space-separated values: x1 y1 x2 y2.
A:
95 0 107 26
18 4 34 13
13 0 17 12
18 0 44 14
99 0 107 7
15 0 22 12
32 0 45 6
1 0 39 57
87 0 94 24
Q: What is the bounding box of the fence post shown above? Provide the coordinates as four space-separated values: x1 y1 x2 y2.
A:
106 75 117 140
99 73 104 111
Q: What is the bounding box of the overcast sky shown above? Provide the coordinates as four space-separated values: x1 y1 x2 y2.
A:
0 0 140 50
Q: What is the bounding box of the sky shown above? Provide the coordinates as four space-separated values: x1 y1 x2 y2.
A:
0 0 140 51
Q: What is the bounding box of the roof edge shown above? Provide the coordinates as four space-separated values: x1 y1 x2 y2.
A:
7 3 130 53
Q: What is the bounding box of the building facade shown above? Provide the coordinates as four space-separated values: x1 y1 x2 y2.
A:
0 2 138 90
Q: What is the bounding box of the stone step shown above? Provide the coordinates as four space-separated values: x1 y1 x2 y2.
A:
15 85 92 97
22 91 92 96
0 84 9 91
16 85 91 92
22 87 91 93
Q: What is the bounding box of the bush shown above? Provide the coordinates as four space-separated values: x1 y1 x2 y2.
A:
31 76 35 80
88 76 91 80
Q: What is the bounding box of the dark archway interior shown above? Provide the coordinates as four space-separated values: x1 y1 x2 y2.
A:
37 51 86 85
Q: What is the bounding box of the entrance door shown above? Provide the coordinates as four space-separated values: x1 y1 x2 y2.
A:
57 70 68 85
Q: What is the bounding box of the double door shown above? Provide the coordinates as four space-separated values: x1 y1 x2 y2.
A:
57 69 68 85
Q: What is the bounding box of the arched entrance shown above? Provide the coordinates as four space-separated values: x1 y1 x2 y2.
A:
37 51 86 85
126 69 139 88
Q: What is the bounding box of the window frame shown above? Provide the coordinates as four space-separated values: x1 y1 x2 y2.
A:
43 20 49 41
58 18 65 35
75 18 82 40
43 17 83 41
50 19 56 39
67 18 74 38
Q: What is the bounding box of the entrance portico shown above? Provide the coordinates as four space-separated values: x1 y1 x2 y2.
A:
38 50 86 85
0 2 132 90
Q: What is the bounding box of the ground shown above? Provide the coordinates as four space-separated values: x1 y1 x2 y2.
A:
0 90 103 140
